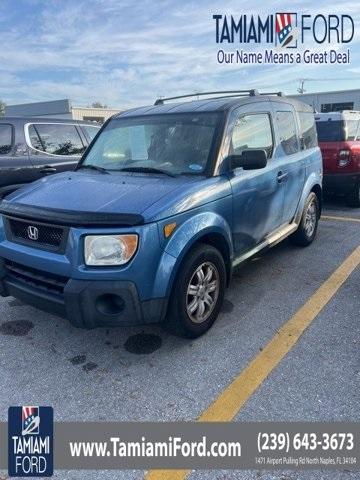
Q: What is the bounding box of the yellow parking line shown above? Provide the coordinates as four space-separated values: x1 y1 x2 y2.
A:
145 245 360 480
322 215 360 223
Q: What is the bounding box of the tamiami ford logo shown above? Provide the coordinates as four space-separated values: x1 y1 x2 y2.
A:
8 406 53 477
213 13 354 64
275 13 299 48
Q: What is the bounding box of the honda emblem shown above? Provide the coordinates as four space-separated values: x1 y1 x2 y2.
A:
27 225 39 241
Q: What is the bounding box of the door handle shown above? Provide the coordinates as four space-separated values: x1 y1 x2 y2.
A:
277 171 288 183
40 166 57 174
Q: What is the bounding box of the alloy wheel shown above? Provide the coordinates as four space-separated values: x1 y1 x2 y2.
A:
186 261 220 324
304 199 317 237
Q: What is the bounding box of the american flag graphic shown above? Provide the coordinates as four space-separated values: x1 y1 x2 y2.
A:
22 406 40 435
275 13 294 47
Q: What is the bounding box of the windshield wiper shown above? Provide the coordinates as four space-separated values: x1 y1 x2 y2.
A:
117 166 177 178
78 164 109 174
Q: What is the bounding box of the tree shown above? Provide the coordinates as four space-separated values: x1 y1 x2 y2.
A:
90 101 108 109
0 100 5 117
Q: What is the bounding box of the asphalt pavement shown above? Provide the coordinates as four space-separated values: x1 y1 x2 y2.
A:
0 197 359 480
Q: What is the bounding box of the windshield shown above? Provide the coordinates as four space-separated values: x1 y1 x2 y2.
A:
81 113 221 175
315 119 360 142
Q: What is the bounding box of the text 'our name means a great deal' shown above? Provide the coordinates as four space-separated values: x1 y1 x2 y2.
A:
216 49 350 65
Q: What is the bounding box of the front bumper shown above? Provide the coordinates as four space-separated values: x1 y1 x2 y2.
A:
0 259 167 328
323 173 360 194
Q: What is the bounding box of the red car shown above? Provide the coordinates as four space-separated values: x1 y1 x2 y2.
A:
315 111 360 207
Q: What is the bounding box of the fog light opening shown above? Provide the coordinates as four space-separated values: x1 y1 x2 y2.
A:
95 294 125 316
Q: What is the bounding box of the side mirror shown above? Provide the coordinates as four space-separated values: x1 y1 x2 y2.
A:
229 149 268 170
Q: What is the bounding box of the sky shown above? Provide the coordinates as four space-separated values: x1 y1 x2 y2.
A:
0 0 359 109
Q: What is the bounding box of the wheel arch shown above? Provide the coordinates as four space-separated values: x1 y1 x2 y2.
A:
159 213 234 300
311 183 322 217
191 231 232 287
167 228 233 296
294 175 323 225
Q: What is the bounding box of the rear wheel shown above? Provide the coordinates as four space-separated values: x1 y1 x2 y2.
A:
346 183 360 208
164 244 226 338
290 192 319 247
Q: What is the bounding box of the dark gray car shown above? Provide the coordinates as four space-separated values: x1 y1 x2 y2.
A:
0 117 100 197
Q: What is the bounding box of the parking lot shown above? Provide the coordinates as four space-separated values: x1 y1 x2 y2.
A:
0 198 359 480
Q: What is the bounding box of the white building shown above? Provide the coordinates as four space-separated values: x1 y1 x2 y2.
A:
5 99 122 123
289 89 360 112
5 90 360 121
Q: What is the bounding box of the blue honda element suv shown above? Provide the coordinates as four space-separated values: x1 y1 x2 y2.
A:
0 90 322 337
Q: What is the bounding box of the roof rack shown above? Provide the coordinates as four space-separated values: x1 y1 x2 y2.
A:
154 90 260 105
260 91 283 97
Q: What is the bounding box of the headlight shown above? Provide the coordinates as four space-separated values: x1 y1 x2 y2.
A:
84 235 138 266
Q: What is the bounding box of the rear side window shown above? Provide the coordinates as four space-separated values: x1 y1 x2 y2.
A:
0 124 13 155
231 114 273 158
346 120 360 141
298 112 318 149
82 125 100 141
276 111 299 155
28 124 85 156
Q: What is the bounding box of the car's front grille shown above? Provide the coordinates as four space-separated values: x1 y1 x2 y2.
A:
4 260 68 296
4 216 68 251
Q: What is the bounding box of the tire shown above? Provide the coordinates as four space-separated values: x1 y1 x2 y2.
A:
164 244 226 338
346 183 360 208
290 192 319 247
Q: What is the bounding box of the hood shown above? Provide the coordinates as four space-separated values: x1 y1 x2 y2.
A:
4 171 231 225
3 171 204 221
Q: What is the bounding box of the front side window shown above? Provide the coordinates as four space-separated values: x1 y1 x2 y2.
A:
0 124 13 155
230 113 273 159
28 124 86 156
298 112 318 149
276 111 299 155
82 113 221 175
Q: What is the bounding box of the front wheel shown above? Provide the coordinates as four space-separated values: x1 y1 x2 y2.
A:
164 244 226 338
290 192 319 247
